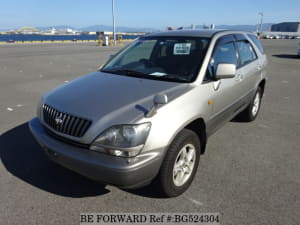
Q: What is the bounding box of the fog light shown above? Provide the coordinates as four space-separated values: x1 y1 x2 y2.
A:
109 149 123 156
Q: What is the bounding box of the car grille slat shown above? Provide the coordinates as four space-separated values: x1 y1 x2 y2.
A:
44 105 49 124
59 113 67 132
70 117 79 136
68 116 76 135
79 120 91 137
42 104 91 137
74 119 85 137
46 105 51 124
48 107 52 126
63 114 71 134
46 106 51 124
66 116 75 135
50 107 56 128
52 110 58 128
66 116 74 134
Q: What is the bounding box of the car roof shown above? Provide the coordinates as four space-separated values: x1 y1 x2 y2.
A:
146 29 250 38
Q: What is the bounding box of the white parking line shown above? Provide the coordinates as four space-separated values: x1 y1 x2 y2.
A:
185 197 203 206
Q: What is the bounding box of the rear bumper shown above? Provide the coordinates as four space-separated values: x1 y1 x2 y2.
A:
28 117 165 188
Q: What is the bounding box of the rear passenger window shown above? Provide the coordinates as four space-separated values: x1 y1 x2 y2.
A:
247 34 265 54
236 41 257 66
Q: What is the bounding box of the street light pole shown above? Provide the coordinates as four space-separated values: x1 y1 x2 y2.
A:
259 12 264 35
112 0 116 45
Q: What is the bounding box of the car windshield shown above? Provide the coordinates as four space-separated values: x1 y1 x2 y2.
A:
101 36 210 83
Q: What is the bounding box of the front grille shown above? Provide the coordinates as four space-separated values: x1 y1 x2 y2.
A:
44 127 90 148
42 104 92 137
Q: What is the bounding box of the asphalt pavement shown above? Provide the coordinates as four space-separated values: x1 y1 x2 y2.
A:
0 40 299 225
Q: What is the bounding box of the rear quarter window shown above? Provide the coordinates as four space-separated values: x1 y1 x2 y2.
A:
247 34 265 54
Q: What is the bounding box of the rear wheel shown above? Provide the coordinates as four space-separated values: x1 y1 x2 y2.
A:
238 87 262 122
158 129 200 197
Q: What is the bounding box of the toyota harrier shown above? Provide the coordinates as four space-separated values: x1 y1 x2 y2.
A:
29 30 267 197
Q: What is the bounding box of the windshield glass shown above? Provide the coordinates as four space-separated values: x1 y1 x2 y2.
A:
101 36 210 83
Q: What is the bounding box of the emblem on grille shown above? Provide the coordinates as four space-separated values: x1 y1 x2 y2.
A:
55 115 63 126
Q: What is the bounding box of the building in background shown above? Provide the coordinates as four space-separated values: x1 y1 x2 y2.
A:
17 26 40 34
271 22 300 32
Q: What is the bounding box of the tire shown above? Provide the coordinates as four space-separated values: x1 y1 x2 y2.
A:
238 87 262 122
158 129 201 197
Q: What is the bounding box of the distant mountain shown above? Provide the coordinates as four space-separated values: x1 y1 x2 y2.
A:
34 24 158 33
36 25 77 31
79 24 274 32
2 23 274 33
79 25 159 33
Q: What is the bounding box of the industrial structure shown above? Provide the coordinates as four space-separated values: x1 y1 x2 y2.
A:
261 22 300 38
271 22 300 32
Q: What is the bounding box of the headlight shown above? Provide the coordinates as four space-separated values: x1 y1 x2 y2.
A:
90 123 151 157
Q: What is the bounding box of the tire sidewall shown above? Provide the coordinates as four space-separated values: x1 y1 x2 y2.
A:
159 129 201 197
249 87 262 120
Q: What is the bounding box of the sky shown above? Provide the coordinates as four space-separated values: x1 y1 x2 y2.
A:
0 0 299 30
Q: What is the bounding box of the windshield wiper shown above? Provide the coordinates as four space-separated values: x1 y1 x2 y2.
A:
101 69 190 83
102 69 150 78
159 74 190 83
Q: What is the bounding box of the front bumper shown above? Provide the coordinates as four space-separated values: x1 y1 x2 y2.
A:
29 117 165 188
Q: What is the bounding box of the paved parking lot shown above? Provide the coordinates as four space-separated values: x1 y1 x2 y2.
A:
0 40 299 225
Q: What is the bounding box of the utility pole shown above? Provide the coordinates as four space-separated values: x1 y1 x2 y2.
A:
112 0 116 45
259 12 264 36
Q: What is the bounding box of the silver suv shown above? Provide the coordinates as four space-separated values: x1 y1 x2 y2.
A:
29 30 267 197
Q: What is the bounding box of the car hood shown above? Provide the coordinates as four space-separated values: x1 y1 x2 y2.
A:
43 72 193 140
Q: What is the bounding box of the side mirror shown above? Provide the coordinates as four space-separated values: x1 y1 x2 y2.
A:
154 94 168 105
146 94 168 118
215 63 236 80
109 54 115 59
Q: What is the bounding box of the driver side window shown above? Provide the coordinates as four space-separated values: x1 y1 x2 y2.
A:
205 41 237 81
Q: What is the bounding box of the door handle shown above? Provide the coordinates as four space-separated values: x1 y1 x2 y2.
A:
257 64 262 70
236 73 243 81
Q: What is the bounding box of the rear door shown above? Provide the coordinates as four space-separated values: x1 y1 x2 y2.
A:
234 34 261 104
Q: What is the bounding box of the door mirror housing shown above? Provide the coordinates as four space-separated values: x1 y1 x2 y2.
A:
215 63 236 80
146 94 168 118
154 94 168 105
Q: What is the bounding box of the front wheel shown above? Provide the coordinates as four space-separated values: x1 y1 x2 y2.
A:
158 129 200 197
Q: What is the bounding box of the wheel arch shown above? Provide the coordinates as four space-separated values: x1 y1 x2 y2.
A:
165 117 208 155
184 118 207 154
258 79 266 96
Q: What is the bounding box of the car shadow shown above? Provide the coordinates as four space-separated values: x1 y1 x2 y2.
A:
230 117 249 123
0 122 110 197
272 54 299 59
123 180 168 199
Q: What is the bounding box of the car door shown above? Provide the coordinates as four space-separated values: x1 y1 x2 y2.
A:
234 34 261 104
205 35 245 135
